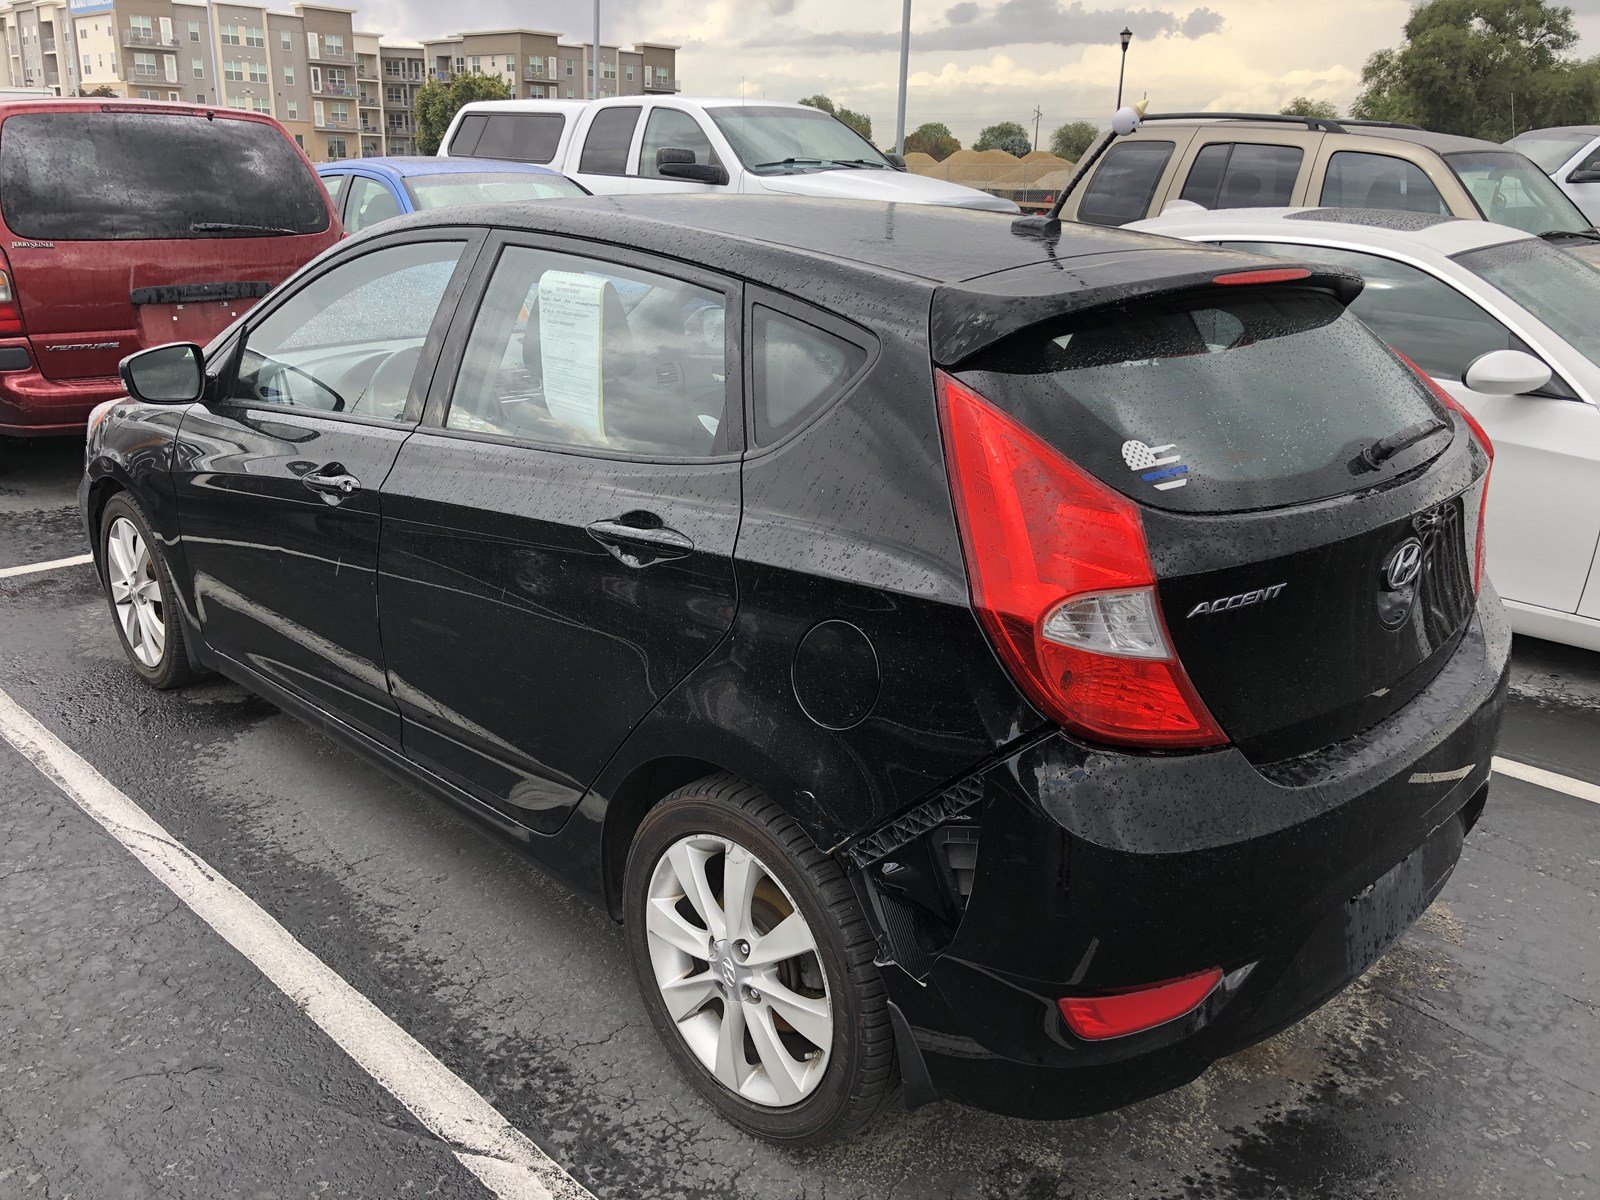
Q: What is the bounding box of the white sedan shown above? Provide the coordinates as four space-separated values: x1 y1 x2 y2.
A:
1130 206 1600 652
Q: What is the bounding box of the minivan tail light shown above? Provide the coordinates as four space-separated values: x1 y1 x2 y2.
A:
1391 349 1492 594
936 371 1226 749
0 260 23 336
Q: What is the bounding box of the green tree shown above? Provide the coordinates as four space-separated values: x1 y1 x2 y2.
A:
78 84 117 97
1280 96 1340 119
797 93 872 140
1048 119 1099 161
904 121 960 160
415 71 513 156
975 121 1031 157
1351 0 1600 140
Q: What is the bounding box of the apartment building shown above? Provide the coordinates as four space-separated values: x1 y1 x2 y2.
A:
0 2 680 160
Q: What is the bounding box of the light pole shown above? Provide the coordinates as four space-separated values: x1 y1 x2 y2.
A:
591 0 600 100
894 0 911 155
1116 26 1132 110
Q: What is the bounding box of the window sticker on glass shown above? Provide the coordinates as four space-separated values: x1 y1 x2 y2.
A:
1121 439 1189 490
537 270 609 437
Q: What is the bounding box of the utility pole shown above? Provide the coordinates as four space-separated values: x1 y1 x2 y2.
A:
1031 105 1043 152
1510 90 1516 138
895 0 910 155
591 0 599 100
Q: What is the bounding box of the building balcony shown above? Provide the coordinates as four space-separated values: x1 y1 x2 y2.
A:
309 47 348 63
523 66 546 80
382 96 410 109
40 38 55 53
123 29 178 50
359 93 379 107
314 82 355 98
643 76 677 93
356 66 376 80
316 116 353 131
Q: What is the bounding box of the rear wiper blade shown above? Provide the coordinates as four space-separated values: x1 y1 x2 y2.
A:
190 220 298 235
1356 417 1449 471
1537 228 1600 242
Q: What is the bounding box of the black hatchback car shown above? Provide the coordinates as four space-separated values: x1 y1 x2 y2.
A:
82 196 1508 1145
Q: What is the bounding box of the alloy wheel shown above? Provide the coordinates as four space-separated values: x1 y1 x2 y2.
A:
644 833 833 1107
106 516 165 669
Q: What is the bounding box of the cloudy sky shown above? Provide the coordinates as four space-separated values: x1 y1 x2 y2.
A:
362 0 1600 146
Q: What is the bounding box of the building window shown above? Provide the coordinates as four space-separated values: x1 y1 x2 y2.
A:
331 101 349 122
453 56 464 74
625 65 633 81
187 21 200 42
224 61 243 81
191 58 203 78
323 34 343 58
280 30 292 52
195 93 205 103
286 99 298 119
470 55 480 73
246 26 263 48
133 51 158 76
129 14 152 38
326 136 346 159
564 57 573 76
283 65 294 85
138 87 159 99
220 24 240 45
252 97 270 113
384 59 398 76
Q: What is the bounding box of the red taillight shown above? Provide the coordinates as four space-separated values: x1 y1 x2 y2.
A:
1391 349 1492 593
936 371 1226 749
1059 968 1224 1040
0 261 23 336
1212 267 1311 286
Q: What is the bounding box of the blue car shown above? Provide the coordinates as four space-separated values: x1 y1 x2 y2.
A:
316 156 588 236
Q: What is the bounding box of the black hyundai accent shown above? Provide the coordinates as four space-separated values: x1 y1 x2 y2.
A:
82 195 1507 1145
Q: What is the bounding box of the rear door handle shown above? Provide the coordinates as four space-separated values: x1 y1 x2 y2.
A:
587 517 694 567
303 465 362 503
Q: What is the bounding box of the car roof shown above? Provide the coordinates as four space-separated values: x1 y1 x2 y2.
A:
455 97 814 112
318 156 568 179
1509 125 1600 138
1135 116 1501 155
1127 205 1533 257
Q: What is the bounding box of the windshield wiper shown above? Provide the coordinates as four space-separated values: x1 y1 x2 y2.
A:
1537 228 1600 242
825 158 890 169
751 157 829 171
1356 417 1448 472
190 220 298 235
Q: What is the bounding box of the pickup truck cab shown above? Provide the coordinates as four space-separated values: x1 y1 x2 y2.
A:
438 96 1018 213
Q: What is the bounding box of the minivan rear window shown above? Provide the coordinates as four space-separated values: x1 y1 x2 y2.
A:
0 110 329 241
955 289 1450 513
450 112 565 163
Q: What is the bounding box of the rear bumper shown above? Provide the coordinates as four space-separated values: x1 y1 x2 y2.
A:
854 588 1512 1118
0 345 121 436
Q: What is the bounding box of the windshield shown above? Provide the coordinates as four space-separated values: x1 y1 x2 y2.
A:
405 172 587 210
1446 150 1592 234
706 105 892 174
956 288 1448 514
1457 235 1600 364
1505 130 1597 174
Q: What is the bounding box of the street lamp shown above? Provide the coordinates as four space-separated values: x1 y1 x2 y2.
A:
1116 27 1132 110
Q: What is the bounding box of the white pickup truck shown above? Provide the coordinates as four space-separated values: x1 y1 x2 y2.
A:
437 96 1019 213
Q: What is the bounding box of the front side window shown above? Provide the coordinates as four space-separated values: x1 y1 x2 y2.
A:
1178 142 1303 209
1077 139 1174 226
1226 241 1517 380
1320 151 1448 214
343 177 403 233
447 245 733 457
229 241 463 419
637 107 717 178
578 106 640 175
1447 150 1591 234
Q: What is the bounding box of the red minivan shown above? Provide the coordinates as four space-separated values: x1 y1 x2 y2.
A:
0 100 341 435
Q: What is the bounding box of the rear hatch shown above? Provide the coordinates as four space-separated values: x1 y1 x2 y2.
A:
943 268 1488 762
0 105 339 381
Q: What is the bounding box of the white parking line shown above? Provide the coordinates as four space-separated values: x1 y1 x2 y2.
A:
1494 756 1600 807
0 685 596 1200
0 553 92 580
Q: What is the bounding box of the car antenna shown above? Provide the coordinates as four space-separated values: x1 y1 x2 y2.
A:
1013 98 1146 238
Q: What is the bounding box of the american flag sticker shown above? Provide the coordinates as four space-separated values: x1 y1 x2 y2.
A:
1121 440 1189 490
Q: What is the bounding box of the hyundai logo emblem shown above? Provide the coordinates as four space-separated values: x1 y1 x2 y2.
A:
1383 538 1425 591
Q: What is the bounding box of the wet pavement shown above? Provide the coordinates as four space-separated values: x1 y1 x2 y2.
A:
2 434 1597 1199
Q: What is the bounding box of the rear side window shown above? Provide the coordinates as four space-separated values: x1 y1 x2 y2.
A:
451 112 564 164
1320 152 1447 214
1078 140 1174 227
0 111 328 241
955 288 1448 513
579 107 641 175
752 307 868 445
1179 143 1303 209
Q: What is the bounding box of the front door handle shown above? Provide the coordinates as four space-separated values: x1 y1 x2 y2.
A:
303 465 362 504
587 516 694 567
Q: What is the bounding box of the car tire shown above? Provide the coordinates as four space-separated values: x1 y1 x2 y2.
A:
99 493 194 691
624 775 898 1145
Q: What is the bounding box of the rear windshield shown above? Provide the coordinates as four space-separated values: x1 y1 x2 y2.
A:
0 110 329 241
449 112 565 163
404 172 587 209
956 288 1450 514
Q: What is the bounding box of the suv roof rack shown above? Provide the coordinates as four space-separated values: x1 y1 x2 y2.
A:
1139 112 1424 135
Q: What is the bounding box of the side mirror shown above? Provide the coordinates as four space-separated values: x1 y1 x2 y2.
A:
655 147 729 185
119 342 205 405
1464 348 1552 396
1567 168 1600 184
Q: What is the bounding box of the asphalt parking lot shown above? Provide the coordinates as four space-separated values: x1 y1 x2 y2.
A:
1 434 1597 1200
